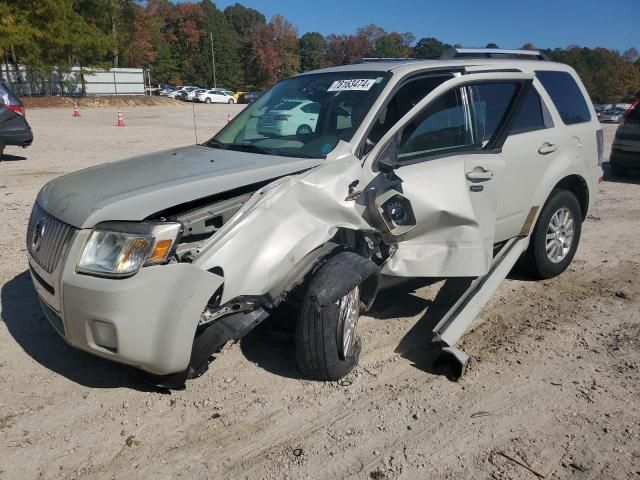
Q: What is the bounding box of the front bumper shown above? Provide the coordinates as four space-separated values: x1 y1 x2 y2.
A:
29 229 223 376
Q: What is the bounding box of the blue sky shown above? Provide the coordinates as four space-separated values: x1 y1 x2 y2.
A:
210 0 637 52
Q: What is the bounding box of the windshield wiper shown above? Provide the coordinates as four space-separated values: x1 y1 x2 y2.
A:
224 143 275 155
204 138 226 149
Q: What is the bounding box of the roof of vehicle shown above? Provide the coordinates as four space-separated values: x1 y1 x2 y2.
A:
299 58 574 77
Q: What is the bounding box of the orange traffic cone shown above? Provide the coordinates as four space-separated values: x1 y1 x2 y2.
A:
117 108 125 127
73 102 80 117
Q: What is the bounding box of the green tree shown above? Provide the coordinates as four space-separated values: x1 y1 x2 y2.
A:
374 32 412 58
299 32 326 71
413 37 449 59
197 0 241 88
224 3 265 38
224 3 265 87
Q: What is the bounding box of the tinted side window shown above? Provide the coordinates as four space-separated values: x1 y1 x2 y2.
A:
367 74 453 147
399 88 472 160
301 102 321 114
511 86 547 133
536 71 591 125
468 83 517 143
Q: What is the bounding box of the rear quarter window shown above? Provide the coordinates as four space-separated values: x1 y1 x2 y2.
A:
536 70 591 125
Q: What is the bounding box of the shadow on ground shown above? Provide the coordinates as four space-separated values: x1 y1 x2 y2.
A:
0 152 28 161
240 277 475 381
1 270 160 391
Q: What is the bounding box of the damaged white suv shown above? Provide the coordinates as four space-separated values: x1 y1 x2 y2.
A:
27 48 603 387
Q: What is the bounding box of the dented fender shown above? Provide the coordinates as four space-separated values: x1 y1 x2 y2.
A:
194 143 373 303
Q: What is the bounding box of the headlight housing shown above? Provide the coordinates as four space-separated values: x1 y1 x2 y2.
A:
77 222 181 278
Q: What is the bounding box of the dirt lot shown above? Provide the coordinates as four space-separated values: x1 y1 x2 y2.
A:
1 106 639 480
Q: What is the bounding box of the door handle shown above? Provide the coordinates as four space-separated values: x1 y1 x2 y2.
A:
538 142 557 155
466 168 493 182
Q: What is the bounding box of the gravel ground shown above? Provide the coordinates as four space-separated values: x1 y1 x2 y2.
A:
0 106 639 480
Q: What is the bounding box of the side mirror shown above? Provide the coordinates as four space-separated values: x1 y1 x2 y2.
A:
377 134 400 172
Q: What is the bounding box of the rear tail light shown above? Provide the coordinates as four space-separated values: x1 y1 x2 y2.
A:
274 114 291 121
596 129 603 165
7 104 25 117
620 101 639 126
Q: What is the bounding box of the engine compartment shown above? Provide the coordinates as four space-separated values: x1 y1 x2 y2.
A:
169 193 252 263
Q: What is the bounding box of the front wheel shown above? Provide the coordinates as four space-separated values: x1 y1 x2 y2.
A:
228 98 235 104
205 98 211 104
295 252 378 381
521 189 582 279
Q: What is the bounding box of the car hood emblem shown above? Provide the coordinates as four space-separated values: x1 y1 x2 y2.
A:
32 219 46 252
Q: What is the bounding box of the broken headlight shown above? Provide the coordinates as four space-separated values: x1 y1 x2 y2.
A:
77 222 181 278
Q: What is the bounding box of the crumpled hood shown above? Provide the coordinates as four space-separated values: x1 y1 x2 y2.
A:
37 145 322 228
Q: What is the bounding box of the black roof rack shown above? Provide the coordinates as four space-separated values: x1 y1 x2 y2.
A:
440 47 549 61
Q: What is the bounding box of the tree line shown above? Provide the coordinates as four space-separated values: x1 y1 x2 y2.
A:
1 0 639 103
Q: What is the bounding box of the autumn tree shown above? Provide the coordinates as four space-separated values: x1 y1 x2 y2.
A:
622 47 639 63
249 14 299 87
325 34 369 65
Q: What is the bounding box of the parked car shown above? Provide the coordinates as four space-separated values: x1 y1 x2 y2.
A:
196 89 236 104
239 91 261 104
601 107 626 123
257 99 320 137
26 49 602 388
187 89 208 102
166 87 189 100
0 80 33 159
177 87 201 102
157 85 176 96
232 91 245 103
609 101 640 176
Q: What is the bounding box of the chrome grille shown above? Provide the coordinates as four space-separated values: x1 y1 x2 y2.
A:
26 203 74 273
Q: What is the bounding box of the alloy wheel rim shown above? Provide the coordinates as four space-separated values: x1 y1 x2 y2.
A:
337 286 360 359
545 207 575 263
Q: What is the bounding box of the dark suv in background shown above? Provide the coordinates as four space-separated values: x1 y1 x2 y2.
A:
610 101 640 176
0 79 33 159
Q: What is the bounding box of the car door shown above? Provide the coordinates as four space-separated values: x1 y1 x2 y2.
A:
361 72 534 278
485 79 560 241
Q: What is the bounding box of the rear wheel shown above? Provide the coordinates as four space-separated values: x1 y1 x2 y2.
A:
0 140 4 160
521 189 582 279
296 124 312 137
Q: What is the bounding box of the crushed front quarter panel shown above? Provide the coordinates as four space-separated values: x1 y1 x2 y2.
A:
194 142 373 303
